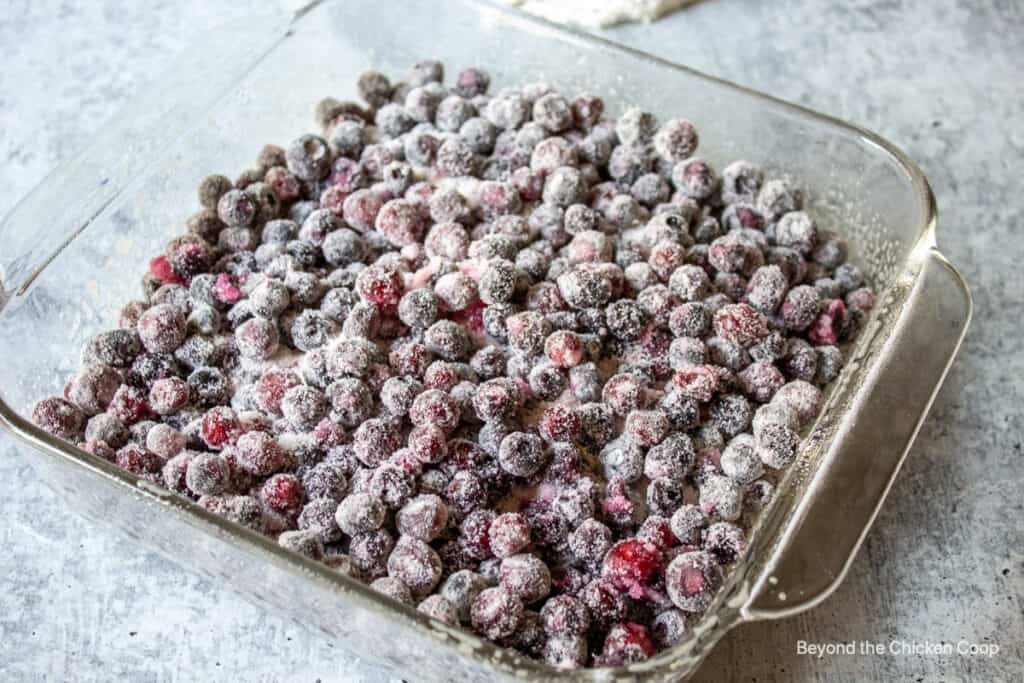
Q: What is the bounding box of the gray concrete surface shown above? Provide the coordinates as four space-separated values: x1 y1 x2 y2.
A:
1 0 1021 681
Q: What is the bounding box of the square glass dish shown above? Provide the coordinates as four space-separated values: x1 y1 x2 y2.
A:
0 0 970 679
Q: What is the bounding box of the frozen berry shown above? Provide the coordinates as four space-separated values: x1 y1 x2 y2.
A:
704 521 747 564
393 494 447 542
80 414 127 451
579 579 626 630
651 609 689 649
280 385 328 431
721 160 763 203
498 432 546 478
601 373 645 416
708 393 752 437
185 452 229 496
671 158 718 200
352 417 402 466
666 550 723 612
719 434 764 485
528 363 567 401
411 595 457 627
699 474 742 522
775 211 817 256
409 389 461 433
349 529 395 579
67 364 121 416
713 303 768 348
356 263 404 310
757 179 802 221
623 410 670 447
137 304 187 354
376 198 428 247
808 299 847 345
537 404 581 444
369 462 416 510
489 512 532 559
301 460 349 502
772 380 822 426
737 362 785 403
335 492 386 537
602 539 663 598
600 622 656 666
108 384 153 425
259 473 304 516
388 536 442 596
286 134 331 181
499 553 551 604
234 430 287 476
668 264 710 302
216 189 257 227
471 587 523 640
115 443 162 475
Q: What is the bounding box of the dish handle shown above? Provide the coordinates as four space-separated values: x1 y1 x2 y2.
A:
742 248 972 619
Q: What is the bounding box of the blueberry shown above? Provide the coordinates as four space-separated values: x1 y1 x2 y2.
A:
436 95 476 132
198 174 233 209
357 70 392 107
408 59 444 86
757 178 802 221
605 299 646 341
721 160 763 204
436 137 479 177
498 432 546 478
285 134 331 181
376 103 416 138
485 93 529 130
671 158 719 201
459 117 498 154
616 107 657 145
654 118 699 163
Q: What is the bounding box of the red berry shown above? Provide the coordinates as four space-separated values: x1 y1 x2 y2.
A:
234 431 287 476
212 272 242 304
544 330 584 368
255 369 302 416
601 539 664 598
260 473 304 516
713 303 768 347
108 385 152 425
32 397 84 439
149 377 190 415
489 512 531 559
356 263 405 309
148 255 185 285
623 410 670 446
671 364 720 402
537 404 581 443
319 184 350 217
407 424 448 464
115 443 161 475
265 166 301 202
201 406 240 449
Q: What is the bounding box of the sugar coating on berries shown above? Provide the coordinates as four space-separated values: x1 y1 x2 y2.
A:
666 550 723 612
34 59 880 668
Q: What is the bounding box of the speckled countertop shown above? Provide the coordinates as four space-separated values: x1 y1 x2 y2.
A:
1 1 1021 681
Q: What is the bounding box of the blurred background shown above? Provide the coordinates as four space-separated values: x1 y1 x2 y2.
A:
1 1 1020 681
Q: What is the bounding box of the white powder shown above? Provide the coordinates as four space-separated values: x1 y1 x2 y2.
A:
503 0 695 28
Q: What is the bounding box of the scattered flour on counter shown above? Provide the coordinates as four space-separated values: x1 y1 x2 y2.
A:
503 0 696 28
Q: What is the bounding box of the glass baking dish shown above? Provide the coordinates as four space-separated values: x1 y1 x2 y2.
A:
0 0 970 679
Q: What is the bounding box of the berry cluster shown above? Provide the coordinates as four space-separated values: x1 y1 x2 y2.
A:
32 59 875 670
